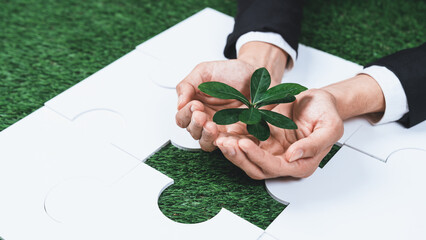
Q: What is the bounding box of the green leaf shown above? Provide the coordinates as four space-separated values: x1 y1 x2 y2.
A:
238 107 261 125
213 108 245 125
250 67 271 104
256 94 296 108
260 110 297 129
247 120 270 141
255 83 307 106
198 82 250 107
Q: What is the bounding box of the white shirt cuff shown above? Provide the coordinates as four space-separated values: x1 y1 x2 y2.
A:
359 65 409 125
235 31 297 71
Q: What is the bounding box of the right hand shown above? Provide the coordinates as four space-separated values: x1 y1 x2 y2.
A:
176 60 256 152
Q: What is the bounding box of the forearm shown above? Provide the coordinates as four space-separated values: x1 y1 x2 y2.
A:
322 74 385 120
238 41 288 85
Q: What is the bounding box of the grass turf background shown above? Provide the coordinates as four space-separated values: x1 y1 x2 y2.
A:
0 0 425 230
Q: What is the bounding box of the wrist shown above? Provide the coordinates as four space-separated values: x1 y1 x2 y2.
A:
237 41 287 85
322 74 385 120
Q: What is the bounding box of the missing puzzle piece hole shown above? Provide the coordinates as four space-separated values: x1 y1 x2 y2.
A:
145 144 286 230
147 144 342 229
44 177 113 225
71 109 126 142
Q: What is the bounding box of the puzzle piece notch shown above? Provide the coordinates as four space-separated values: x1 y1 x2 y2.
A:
345 120 426 161
265 146 426 239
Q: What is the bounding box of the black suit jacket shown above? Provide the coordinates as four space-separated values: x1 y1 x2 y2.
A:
224 0 426 127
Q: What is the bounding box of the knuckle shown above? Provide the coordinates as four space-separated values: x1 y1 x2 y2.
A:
201 144 215 152
247 171 265 180
296 167 316 178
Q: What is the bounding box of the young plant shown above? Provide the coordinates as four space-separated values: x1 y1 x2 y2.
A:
198 67 307 141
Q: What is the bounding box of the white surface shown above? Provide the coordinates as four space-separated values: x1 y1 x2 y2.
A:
265 146 426 239
136 8 233 89
0 107 140 239
45 49 200 159
346 120 426 161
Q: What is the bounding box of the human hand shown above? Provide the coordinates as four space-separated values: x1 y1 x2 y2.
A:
176 42 288 152
215 73 387 179
215 89 344 179
176 60 256 151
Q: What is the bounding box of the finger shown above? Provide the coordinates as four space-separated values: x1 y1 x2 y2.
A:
216 136 265 180
287 146 332 178
285 127 340 163
199 121 219 152
187 110 208 140
175 100 204 128
238 138 284 178
176 81 197 110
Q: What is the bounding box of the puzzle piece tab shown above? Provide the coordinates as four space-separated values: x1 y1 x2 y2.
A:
346 120 426 161
265 146 426 239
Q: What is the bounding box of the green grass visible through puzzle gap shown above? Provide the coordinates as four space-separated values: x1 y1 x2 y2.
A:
146 144 340 229
0 0 425 232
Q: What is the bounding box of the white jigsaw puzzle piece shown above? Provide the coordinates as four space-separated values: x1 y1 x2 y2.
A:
0 107 140 239
45 49 201 158
345 120 426 161
265 146 426 239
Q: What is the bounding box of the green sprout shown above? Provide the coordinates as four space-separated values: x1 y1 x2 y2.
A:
198 67 307 141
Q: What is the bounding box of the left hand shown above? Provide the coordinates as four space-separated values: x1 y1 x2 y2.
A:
215 89 344 179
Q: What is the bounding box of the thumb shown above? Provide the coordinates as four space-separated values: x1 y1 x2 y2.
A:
285 128 339 162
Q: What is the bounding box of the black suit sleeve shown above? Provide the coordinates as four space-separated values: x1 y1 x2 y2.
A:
365 43 426 127
224 0 303 59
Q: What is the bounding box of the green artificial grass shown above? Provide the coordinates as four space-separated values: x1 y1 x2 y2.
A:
0 0 425 231
145 143 339 229
145 144 284 229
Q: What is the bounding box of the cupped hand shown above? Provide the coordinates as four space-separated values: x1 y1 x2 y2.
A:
215 89 344 179
176 60 256 151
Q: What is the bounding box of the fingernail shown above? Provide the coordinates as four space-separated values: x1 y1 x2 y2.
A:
190 105 196 112
289 149 304 162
